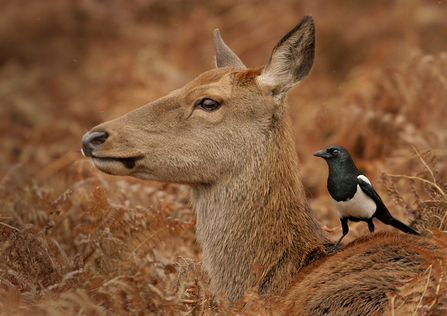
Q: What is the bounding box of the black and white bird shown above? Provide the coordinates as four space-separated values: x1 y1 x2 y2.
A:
314 145 419 253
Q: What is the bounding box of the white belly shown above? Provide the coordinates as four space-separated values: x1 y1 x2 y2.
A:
332 184 377 219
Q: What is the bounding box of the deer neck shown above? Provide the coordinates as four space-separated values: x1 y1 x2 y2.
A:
191 115 328 301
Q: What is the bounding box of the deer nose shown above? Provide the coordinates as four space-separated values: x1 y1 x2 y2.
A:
81 131 109 157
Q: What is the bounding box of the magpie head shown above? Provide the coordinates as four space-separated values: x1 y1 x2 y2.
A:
313 145 351 163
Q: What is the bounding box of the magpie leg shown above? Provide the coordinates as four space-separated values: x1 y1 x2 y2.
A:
326 218 349 253
367 219 375 234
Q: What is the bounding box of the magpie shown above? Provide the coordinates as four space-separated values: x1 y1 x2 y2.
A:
314 145 419 253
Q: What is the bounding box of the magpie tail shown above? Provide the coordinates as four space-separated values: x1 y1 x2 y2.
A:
390 218 419 235
381 216 419 235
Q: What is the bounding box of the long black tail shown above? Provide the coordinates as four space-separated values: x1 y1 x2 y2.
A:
377 213 419 235
389 217 419 235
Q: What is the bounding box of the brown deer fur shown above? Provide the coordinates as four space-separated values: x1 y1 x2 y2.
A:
82 16 444 315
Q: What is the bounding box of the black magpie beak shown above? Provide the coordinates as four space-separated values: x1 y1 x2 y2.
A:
313 149 331 159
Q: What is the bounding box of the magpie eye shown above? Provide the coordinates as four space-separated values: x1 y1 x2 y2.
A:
332 150 339 155
196 98 221 112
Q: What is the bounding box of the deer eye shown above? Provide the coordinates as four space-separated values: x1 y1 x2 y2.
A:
196 98 221 112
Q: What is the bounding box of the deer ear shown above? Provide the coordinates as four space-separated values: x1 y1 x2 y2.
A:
214 29 246 69
258 15 315 95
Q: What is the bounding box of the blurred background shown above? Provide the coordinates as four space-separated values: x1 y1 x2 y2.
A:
1 0 447 314
2 0 447 234
2 0 447 220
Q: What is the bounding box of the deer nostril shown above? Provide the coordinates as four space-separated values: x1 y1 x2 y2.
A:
90 133 108 146
82 131 109 157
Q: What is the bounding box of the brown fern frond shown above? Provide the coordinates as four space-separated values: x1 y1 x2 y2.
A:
382 148 447 235
47 188 74 216
381 173 409 210
432 228 447 249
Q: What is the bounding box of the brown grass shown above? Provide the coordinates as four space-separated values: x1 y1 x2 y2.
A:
1 0 447 314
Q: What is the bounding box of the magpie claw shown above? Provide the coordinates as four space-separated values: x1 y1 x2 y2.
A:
325 245 340 253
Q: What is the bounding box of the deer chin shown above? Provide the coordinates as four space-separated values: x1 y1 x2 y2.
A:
91 155 145 176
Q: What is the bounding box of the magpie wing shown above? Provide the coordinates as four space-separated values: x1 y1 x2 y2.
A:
357 175 393 222
357 175 419 235
357 175 384 204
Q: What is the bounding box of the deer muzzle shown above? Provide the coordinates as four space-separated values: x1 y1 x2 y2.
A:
81 131 109 157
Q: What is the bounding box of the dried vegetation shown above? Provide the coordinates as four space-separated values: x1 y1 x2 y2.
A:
1 0 447 314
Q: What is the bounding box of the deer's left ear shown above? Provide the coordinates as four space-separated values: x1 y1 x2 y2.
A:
258 15 315 96
214 29 246 69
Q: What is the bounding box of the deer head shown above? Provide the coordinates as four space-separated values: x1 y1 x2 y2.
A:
82 15 315 186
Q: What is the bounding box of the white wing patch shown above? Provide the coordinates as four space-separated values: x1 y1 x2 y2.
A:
332 177 376 219
358 174 371 185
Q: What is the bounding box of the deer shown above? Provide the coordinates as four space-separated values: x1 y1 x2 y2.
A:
81 15 444 315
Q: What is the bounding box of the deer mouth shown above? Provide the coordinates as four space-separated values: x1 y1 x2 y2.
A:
91 155 145 170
